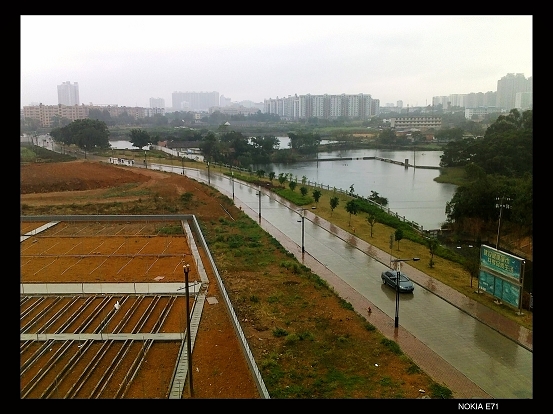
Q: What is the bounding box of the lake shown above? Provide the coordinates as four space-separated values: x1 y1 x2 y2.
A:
256 146 457 230
110 138 457 230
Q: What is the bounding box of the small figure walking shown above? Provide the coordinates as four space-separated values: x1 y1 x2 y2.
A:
367 306 372 315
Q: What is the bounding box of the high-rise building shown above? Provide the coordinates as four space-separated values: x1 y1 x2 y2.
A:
172 91 219 111
220 95 231 107
149 97 165 109
496 73 530 111
57 81 80 106
264 93 377 120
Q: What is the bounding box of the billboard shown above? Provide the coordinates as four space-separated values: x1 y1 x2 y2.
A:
479 245 525 309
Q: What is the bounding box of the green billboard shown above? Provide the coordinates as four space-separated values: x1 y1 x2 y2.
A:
479 245 525 309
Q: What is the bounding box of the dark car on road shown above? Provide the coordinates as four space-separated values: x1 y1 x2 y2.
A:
381 269 415 293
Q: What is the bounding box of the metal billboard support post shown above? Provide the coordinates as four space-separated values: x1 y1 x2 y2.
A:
517 260 526 316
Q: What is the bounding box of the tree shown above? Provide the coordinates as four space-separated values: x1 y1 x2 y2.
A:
330 196 339 217
50 119 110 150
427 237 439 268
199 132 219 162
278 173 287 186
367 213 377 237
256 169 266 179
300 186 308 197
268 171 276 183
288 132 321 153
289 181 297 192
368 191 388 206
394 228 404 251
129 129 151 149
312 189 322 205
377 128 397 144
349 184 355 196
345 199 359 226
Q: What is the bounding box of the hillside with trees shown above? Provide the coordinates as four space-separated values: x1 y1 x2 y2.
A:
440 109 532 241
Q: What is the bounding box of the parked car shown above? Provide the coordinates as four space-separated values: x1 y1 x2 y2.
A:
381 269 415 293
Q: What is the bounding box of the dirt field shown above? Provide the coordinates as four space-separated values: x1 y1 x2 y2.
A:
21 161 260 399
21 160 440 399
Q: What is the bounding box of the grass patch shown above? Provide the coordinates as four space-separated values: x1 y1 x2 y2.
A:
272 327 288 337
156 224 183 235
381 338 403 355
430 383 453 399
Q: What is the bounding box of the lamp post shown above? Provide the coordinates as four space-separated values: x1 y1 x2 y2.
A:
181 156 185 175
144 150 147 169
183 263 194 397
232 171 235 201
207 162 210 184
297 208 306 253
256 186 261 220
390 258 419 328
495 196 511 250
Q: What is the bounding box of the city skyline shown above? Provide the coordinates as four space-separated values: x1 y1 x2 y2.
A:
21 15 532 108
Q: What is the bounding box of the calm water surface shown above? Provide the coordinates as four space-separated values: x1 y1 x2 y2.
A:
257 146 457 230
110 138 457 230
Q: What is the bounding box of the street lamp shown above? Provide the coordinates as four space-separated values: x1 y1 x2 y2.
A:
495 196 511 250
390 257 419 328
144 150 147 169
297 208 306 253
207 162 211 184
232 171 235 201
183 263 194 397
256 186 261 220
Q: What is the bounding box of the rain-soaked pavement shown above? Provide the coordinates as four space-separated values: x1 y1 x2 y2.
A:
135 162 533 399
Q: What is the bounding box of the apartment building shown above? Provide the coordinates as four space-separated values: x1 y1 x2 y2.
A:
23 104 89 128
496 73 531 110
389 116 442 130
172 91 219 111
432 73 531 112
149 97 165 109
57 81 80 106
22 104 148 127
264 93 379 120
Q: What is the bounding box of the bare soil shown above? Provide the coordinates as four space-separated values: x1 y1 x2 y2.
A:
21 160 438 399
21 160 260 399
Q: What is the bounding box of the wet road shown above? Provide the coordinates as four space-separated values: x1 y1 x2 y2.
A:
142 163 533 399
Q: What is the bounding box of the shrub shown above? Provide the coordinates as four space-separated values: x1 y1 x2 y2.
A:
272 327 288 337
430 383 453 399
381 338 403 355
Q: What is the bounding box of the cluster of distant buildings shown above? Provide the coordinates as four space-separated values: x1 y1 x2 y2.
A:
21 73 532 128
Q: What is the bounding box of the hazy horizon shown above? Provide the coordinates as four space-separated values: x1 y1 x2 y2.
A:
21 15 532 109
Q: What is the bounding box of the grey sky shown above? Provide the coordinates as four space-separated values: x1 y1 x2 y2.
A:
21 15 532 109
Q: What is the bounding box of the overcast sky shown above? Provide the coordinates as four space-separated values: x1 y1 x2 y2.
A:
20 15 532 109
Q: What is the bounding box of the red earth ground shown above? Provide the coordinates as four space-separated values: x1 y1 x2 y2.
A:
21 160 260 399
